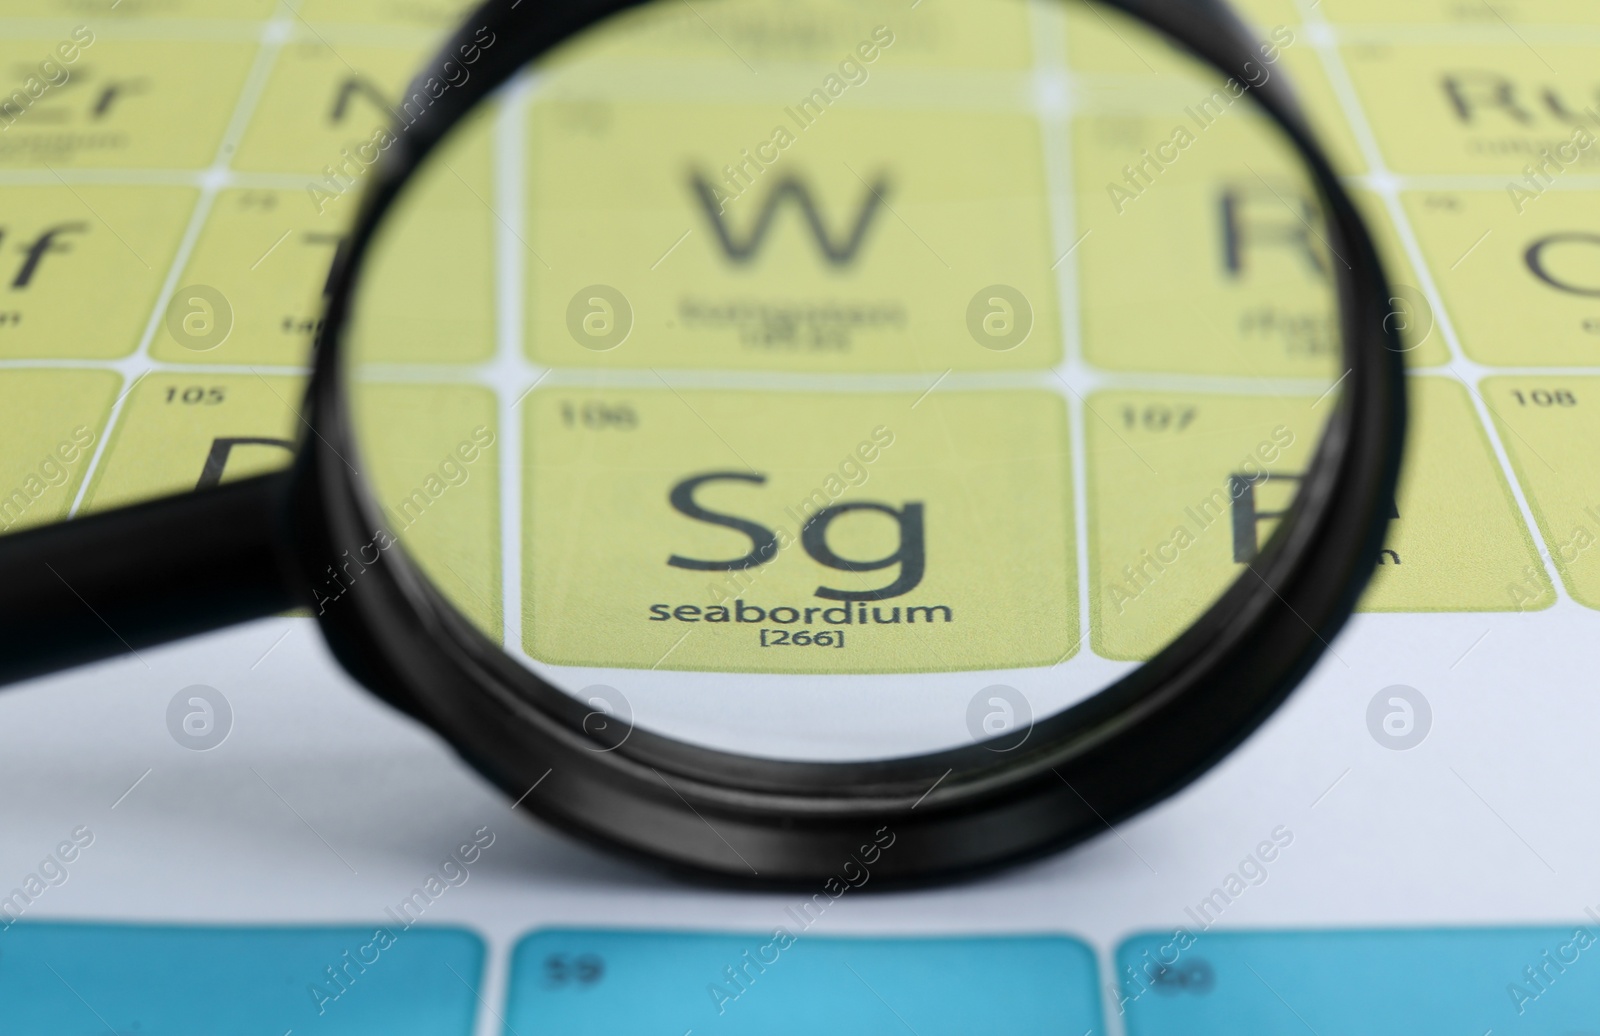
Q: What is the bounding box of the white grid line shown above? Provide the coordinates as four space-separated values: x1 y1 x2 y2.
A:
1030 0 1095 661
66 4 301 517
492 72 540 655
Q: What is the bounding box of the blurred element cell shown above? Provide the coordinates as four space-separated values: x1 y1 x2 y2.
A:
1342 42 1600 175
508 931 1103 1035
0 186 196 359
0 38 255 168
0 922 483 1035
296 0 478 30
0 370 118 533
1358 377 1551 612
1350 189 1450 366
232 41 433 175
1483 375 1600 612
1119 927 1600 1034
155 188 333 366
1317 0 1600 24
0 0 276 15
1405 189 1600 366
80 373 302 513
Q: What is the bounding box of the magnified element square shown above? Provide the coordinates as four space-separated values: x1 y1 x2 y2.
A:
1073 111 1340 377
1086 389 1329 661
523 387 1077 673
352 384 502 634
524 98 1059 373
540 0 1033 70
343 106 497 365
1063 15 1364 176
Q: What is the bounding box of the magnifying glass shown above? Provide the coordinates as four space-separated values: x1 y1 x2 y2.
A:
0 0 1404 885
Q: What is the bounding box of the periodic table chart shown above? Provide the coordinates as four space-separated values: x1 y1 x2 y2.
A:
5 0 1600 1033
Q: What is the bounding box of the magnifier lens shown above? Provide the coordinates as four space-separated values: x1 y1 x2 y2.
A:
342 0 1343 763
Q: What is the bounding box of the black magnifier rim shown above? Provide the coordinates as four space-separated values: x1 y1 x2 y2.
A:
294 0 1406 887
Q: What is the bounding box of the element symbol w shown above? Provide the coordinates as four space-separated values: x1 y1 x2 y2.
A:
691 173 888 265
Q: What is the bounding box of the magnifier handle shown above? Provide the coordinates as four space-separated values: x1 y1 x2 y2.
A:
0 472 304 687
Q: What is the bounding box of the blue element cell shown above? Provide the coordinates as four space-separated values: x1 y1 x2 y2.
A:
0 920 484 1034
1118 926 1600 1034
506 929 1102 1036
